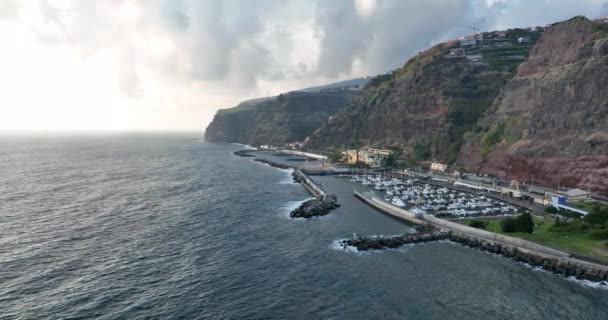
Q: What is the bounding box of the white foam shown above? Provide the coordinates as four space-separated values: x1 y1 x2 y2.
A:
329 239 360 253
566 277 608 290
231 143 256 150
278 197 315 220
278 168 297 184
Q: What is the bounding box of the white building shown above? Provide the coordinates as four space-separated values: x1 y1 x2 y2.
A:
430 162 447 172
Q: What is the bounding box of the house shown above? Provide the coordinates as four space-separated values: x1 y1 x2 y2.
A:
361 148 393 168
565 188 591 201
459 37 477 47
518 36 532 44
285 141 304 149
430 162 447 172
446 48 466 58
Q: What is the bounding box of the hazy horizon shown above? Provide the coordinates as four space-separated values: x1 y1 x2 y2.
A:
1 0 607 131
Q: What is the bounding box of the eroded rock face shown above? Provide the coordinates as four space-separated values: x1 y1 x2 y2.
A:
204 91 356 146
458 17 608 194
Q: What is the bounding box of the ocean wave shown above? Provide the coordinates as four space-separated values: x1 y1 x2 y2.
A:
278 168 296 184
329 239 360 253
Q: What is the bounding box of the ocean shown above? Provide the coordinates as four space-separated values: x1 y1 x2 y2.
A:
0 133 606 319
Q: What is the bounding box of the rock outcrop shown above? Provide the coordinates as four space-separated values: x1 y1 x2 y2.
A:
289 195 340 219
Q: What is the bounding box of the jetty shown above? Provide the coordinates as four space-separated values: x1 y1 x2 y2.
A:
352 190 608 282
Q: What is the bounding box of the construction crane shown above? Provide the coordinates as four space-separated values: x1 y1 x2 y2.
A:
457 24 480 34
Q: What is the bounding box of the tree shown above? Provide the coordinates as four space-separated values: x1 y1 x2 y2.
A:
328 151 345 164
585 207 608 227
381 152 399 168
516 212 534 233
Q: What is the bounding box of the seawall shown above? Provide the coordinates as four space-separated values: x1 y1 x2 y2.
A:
294 169 326 199
353 190 608 282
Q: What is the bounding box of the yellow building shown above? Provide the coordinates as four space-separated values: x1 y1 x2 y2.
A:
343 148 392 167
343 150 359 165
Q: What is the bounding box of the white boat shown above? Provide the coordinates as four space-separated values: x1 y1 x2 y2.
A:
391 197 406 207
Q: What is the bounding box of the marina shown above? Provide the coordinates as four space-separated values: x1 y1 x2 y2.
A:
346 173 519 218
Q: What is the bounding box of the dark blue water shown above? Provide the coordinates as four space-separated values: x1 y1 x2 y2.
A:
1 133 607 320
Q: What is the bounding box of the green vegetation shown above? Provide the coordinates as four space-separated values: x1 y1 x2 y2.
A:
413 142 431 161
544 206 558 214
480 122 505 159
500 212 534 233
461 204 608 261
381 151 400 168
468 220 488 229
328 151 346 164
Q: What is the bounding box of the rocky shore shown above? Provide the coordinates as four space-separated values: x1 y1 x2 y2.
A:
290 195 340 219
341 230 608 283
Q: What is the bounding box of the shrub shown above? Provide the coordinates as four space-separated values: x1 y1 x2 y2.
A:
469 220 487 229
590 229 608 240
544 206 558 214
585 208 608 227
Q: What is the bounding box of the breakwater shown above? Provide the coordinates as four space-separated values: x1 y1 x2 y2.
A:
341 230 608 283
352 190 608 283
253 158 292 170
233 149 256 157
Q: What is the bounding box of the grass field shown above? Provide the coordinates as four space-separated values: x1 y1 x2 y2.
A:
459 217 608 262
569 200 608 212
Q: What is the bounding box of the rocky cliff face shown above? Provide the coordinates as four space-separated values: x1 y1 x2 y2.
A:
307 16 608 194
458 17 608 194
306 28 538 164
204 91 356 146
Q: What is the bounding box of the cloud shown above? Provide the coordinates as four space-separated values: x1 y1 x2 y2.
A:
1 0 607 130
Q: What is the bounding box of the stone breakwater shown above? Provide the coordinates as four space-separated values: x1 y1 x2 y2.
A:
340 231 608 283
233 149 256 157
253 158 292 170
290 195 340 219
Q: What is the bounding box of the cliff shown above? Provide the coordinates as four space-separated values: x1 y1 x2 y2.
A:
204 90 357 146
306 27 540 164
458 16 608 193
306 16 608 194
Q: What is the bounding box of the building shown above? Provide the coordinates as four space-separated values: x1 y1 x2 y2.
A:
343 150 360 165
446 48 466 58
361 148 393 168
564 188 591 201
518 36 532 44
430 162 447 172
550 196 589 216
284 141 304 149
459 36 477 47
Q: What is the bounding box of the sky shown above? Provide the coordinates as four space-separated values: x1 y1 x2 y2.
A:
0 0 607 132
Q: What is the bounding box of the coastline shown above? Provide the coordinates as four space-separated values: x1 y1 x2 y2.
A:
352 189 608 283
232 146 608 285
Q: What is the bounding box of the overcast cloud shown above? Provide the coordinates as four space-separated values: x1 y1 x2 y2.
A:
0 0 606 131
